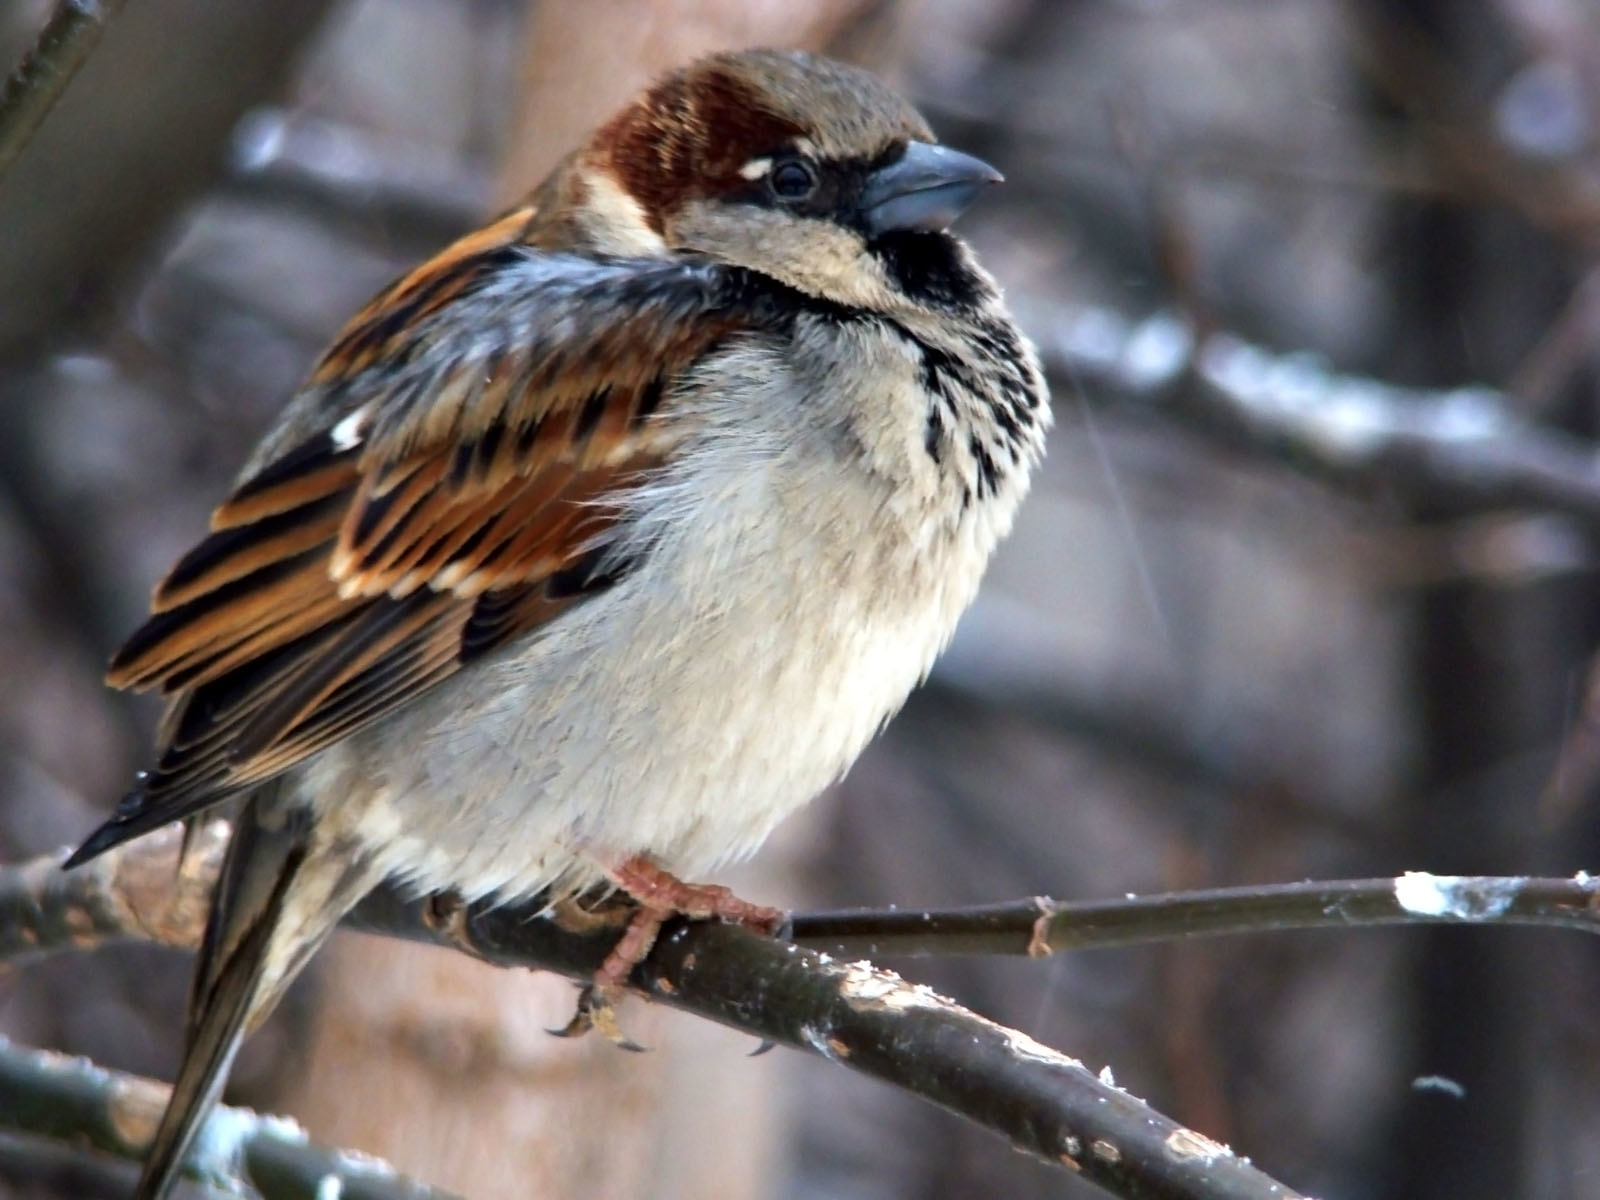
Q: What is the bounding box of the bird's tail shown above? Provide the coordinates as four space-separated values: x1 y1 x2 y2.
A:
134 787 377 1200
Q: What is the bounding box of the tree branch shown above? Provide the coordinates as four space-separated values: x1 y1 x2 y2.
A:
1031 302 1600 535
226 107 491 247
8 826 1597 967
0 0 126 184
0 1036 459 1199
351 894 1306 1200
792 872 1600 957
2 826 1309 1200
6 829 1598 1197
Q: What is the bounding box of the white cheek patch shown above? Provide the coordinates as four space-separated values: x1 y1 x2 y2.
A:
738 157 772 180
577 168 668 256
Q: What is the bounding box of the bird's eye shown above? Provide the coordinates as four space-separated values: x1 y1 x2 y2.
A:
768 157 819 201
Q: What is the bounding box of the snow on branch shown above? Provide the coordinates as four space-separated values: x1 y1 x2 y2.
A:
0 1035 458 1199
1031 303 1600 527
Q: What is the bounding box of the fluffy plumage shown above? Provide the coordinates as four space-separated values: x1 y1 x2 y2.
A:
71 49 1050 1199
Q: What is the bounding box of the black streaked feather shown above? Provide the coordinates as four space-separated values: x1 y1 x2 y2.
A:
515 414 546 455
633 377 665 424
544 544 634 600
112 551 325 684
232 590 442 761
575 387 611 441
226 432 352 507
473 418 506 476
350 482 405 547
158 492 346 600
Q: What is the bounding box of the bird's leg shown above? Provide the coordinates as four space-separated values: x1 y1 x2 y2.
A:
597 855 786 986
551 858 787 1047
612 854 787 931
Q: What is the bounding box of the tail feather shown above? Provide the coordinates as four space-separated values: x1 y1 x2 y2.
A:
134 789 375 1200
62 785 167 869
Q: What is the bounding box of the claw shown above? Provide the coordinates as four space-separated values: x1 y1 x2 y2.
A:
423 890 481 958
547 988 595 1040
547 984 647 1051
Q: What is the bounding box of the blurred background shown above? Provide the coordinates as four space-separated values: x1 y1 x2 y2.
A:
3 1 1600 1197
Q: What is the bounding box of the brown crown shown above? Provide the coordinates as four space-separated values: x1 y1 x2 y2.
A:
589 50 933 234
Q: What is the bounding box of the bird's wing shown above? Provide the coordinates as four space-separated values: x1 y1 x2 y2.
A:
71 212 759 864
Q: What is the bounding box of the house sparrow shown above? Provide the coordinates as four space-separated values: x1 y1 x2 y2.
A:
68 48 1049 1198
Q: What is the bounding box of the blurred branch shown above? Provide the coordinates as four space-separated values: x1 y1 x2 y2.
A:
923 77 1520 210
0 0 125 185
1341 2 1600 242
920 657 1392 847
0 818 225 966
1 826 1307 1200
0 0 336 356
226 107 492 248
0 1036 458 1200
1505 256 1600 417
924 29 1600 240
1030 302 1600 533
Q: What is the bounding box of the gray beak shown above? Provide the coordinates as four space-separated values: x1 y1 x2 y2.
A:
858 142 1003 235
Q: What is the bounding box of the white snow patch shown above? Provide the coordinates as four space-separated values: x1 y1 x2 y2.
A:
1393 872 1521 920
798 1024 838 1060
1003 1027 1086 1071
188 1108 307 1187
1164 1127 1233 1165
1412 1074 1467 1099
331 1147 399 1178
835 961 944 1012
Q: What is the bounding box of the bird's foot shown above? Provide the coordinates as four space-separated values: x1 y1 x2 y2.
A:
548 983 646 1051
611 854 787 932
423 889 485 958
551 858 788 1046
595 855 787 987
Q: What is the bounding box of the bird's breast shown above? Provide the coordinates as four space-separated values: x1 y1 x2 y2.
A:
333 326 1035 902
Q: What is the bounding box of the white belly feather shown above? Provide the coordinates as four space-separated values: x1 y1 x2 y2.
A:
306 328 1033 903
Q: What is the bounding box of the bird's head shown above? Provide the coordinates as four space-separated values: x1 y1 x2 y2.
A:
562 49 1002 311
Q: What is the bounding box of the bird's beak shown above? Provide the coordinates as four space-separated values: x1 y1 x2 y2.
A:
858 141 1003 235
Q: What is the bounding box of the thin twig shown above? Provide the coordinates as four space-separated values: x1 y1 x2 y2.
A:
0 820 223 965
0 1036 458 1199
792 873 1600 958
2 827 1307 1200
0 0 127 185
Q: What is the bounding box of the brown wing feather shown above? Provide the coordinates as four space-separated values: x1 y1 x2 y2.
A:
70 218 755 866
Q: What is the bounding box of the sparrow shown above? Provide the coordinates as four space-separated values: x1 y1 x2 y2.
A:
67 48 1049 1199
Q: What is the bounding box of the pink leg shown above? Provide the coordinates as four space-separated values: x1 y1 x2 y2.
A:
594 855 786 988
